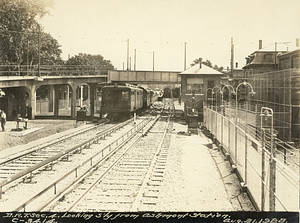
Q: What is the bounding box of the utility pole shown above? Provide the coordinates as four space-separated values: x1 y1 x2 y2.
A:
127 39 129 70
38 30 40 77
153 51 154 71
134 49 136 71
274 41 291 70
184 42 187 70
230 37 234 77
27 38 29 76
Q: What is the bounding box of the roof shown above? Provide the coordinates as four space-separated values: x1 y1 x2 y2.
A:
179 63 223 75
257 43 299 53
278 48 300 58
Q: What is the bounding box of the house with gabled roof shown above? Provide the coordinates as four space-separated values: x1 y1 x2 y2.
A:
179 62 224 121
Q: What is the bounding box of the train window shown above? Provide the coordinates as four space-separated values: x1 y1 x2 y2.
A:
122 91 129 101
103 90 111 99
131 90 135 101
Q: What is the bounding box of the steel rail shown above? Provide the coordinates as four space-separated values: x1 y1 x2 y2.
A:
131 115 171 211
0 119 109 166
0 118 135 194
13 117 154 212
65 116 160 212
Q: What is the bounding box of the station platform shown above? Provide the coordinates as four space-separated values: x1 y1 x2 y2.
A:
0 119 92 163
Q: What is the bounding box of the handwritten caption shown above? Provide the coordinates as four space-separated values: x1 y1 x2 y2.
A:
1 212 290 223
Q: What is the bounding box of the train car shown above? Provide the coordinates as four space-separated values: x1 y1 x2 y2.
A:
101 84 143 119
163 88 172 98
139 86 151 108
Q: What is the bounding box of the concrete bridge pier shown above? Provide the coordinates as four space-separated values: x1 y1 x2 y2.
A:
69 83 77 119
53 85 60 117
88 83 98 118
26 85 37 120
48 85 54 113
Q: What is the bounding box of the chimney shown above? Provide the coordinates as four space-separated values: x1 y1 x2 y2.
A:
259 40 262 50
296 38 299 47
199 58 202 69
236 62 238 68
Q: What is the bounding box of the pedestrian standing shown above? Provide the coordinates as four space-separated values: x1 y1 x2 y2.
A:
0 110 6 132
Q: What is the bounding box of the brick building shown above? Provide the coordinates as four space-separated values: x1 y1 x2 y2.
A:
278 48 300 70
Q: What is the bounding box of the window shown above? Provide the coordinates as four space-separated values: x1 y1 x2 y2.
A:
207 81 214 88
264 54 273 62
187 77 204 94
187 84 203 94
207 81 215 98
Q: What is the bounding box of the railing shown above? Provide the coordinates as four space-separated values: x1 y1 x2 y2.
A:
0 65 110 76
203 105 299 211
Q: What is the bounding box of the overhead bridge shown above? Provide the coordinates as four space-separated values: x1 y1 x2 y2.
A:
0 75 107 119
0 70 182 120
108 70 181 90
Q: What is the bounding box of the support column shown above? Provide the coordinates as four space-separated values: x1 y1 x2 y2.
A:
54 85 60 117
66 85 70 110
88 83 98 118
48 85 54 112
70 84 78 119
21 87 27 117
28 86 36 119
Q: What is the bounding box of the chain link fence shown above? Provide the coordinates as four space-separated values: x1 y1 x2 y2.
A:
203 105 299 211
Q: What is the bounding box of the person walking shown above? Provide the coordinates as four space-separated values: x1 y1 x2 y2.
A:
0 110 6 132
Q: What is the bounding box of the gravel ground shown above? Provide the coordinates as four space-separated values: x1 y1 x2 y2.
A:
155 122 234 211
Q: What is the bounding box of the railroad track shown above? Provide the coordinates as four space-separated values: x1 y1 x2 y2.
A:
9 114 172 212
0 116 150 211
0 117 138 200
45 115 172 212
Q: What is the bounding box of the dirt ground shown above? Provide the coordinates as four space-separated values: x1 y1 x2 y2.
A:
0 119 78 150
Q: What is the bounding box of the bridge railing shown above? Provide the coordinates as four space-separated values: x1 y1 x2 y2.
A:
203 105 299 212
0 65 109 76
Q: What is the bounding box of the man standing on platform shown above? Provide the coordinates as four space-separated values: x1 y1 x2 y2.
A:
0 110 6 132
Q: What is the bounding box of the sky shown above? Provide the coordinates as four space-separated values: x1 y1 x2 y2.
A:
40 0 300 71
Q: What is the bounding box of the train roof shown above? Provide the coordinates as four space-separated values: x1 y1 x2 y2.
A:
138 86 151 92
102 83 142 90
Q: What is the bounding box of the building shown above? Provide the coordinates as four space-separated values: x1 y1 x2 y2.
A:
278 48 300 70
243 39 299 77
244 40 300 142
179 63 224 121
